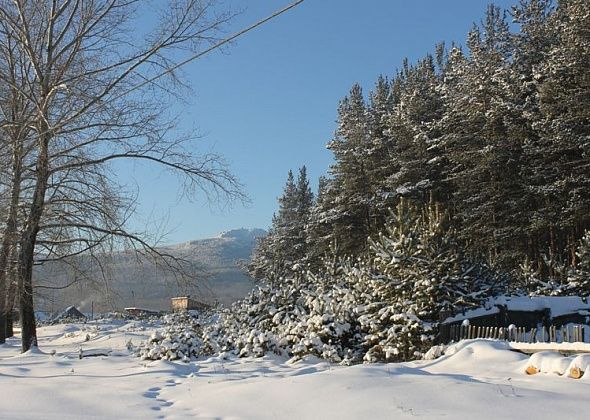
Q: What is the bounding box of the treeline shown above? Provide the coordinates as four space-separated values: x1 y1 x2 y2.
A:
252 0 590 295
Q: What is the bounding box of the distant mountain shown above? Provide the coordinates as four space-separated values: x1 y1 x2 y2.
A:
35 228 266 313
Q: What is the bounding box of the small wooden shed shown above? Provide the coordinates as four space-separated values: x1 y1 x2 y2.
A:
171 296 210 312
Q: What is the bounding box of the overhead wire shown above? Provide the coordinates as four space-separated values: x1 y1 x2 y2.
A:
121 0 306 98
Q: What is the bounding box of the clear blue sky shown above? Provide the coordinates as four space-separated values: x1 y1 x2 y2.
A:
126 0 517 244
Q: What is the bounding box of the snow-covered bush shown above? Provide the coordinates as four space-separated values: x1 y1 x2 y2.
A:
137 312 206 362
199 252 435 364
140 201 505 365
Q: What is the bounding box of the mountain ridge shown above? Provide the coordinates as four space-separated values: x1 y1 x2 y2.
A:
36 228 266 313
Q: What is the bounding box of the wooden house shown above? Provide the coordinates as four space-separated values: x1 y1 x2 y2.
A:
171 296 210 312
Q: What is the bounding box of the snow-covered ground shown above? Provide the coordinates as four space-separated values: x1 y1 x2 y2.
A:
1 321 589 419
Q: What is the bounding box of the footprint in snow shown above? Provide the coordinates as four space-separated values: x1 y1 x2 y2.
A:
143 386 175 411
143 390 159 399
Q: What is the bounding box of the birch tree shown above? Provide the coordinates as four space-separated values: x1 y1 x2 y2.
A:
0 0 245 351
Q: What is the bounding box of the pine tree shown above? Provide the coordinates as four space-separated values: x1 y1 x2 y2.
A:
532 0 590 265
438 6 532 267
511 0 556 268
322 84 373 256
249 168 313 282
369 199 504 322
366 75 397 227
384 55 447 204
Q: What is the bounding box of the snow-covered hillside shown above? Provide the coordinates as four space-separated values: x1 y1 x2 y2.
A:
1 321 589 419
34 228 266 313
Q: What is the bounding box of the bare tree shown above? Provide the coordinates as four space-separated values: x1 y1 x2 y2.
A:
0 0 248 351
0 22 34 343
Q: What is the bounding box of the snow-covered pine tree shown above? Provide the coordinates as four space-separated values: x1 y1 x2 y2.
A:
369 199 502 322
294 166 314 261
383 54 447 205
532 0 590 267
365 75 397 228
438 6 532 268
248 168 313 282
305 176 341 267
320 84 373 257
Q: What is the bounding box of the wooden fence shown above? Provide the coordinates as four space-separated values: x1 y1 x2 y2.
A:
447 323 588 344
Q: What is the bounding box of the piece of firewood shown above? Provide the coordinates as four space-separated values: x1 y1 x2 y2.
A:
569 367 584 379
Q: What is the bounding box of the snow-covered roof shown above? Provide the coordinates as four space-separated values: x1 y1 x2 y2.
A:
443 295 590 324
52 305 87 321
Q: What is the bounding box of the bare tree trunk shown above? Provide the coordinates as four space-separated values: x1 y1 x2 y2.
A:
19 128 50 351
6 311 13 339
6 258 18 339
0 141 23 344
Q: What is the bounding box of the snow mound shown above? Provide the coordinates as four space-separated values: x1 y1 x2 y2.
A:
429 340 527 374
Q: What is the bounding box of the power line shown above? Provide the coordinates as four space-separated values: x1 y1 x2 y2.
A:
124 0 306 97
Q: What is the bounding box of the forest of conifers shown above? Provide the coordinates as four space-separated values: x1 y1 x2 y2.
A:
251 0 590 295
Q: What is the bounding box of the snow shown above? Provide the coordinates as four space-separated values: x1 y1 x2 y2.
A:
509 341 590 353
443 295 590 323
527 351 573 375
1 324 589 419
495 296 590 317
526 352 590 377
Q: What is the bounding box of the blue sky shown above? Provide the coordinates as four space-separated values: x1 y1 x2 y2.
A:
126 0 517 244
